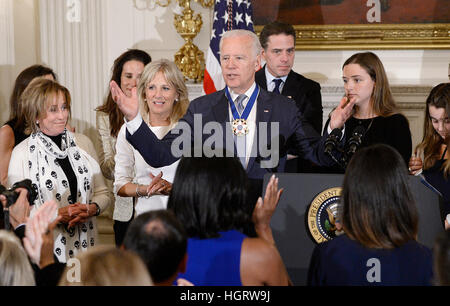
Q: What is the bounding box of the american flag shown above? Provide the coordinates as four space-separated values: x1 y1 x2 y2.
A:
203 0 254 94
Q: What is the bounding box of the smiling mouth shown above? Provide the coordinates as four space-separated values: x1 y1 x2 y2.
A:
153 101 165 105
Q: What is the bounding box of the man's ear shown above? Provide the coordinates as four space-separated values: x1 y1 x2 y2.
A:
255 54 261 71
178 253 188 273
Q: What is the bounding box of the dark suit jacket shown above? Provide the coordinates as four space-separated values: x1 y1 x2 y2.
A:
255 66 323 133
256 67 324 173
126 86 333 181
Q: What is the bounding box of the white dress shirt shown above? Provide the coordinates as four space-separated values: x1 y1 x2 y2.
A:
265 66 288 93
114 123 179 217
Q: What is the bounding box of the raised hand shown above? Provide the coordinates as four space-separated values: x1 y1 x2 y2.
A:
252 174 284 245
23 200 61 268
110 80 139 121
329 96 356 130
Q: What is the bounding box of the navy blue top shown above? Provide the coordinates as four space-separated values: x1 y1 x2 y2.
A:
423 149 450 218
177 230 246 286
307 235 433 286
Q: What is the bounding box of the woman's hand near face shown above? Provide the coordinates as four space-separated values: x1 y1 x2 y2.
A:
110 80 139 121
329 96 356 130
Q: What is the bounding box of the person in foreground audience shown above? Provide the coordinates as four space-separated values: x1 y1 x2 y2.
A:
433 230 450 285
167 155 290 286
324 52 412 171
0 230 35 286
8 78 110 263
123 210 189 286
409 83 449 227
58 245 153 286
96 49 151 246
308 144 433 286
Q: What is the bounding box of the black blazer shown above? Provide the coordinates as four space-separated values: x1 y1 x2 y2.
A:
255 66 323 134
126 86 333 180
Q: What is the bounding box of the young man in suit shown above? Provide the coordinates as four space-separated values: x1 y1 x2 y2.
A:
256 21 323 173
110 30 354 197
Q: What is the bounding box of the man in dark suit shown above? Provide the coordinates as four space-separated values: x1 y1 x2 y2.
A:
256 21 323 173
110 30 353 196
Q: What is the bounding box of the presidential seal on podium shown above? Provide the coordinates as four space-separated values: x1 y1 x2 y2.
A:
307 187 343 243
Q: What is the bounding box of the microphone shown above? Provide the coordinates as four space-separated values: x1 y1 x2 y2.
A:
346 125 365 155
324 128 342 155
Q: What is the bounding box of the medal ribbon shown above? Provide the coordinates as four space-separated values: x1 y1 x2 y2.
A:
225 85 259 121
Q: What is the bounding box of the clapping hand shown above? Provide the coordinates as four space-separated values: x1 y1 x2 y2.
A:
147 171 172 196
110 80 139 121
252 174 284 245
23 200 61 268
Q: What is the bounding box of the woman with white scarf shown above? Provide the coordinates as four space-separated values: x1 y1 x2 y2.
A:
8 78 109 263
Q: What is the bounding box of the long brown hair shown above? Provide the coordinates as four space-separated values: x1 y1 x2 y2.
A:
343 52 397 117
415 83 450 176
96 49 151 137
9 65 56 130
341 144 418 249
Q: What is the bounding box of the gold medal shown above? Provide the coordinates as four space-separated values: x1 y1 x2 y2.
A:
232 119 249 136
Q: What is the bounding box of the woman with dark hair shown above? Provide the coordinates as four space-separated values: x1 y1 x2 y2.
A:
307 144 433 286
0 65 57 185
168 156 290 286
409 83 449 227
95 49 151 246
325 52 412 171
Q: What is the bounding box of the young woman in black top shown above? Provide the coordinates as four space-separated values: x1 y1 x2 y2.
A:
324 52 412 172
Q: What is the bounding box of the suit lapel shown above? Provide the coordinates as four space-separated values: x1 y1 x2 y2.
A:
281 70 296 97
212 90 236 156
255 66 268 91
247 89 273 172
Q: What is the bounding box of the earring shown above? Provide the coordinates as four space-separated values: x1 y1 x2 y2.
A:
36 120 39 125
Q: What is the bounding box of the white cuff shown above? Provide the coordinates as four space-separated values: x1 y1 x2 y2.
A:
446 214 450 224
125 113 143 136
327 125 345 140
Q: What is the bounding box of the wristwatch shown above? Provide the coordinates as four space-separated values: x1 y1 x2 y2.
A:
91 202 100 216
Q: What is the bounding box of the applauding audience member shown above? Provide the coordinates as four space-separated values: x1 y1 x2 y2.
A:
308 144 433 286
8 79 109 263
96 49 151 246
409 83 450 224
168 156 290 286
114 59 188 219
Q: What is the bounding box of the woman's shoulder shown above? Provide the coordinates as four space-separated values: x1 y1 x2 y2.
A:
380 113 409 125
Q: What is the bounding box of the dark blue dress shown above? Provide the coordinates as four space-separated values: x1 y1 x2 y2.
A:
307 235 433 286
177 230 246 286
423 148 450 218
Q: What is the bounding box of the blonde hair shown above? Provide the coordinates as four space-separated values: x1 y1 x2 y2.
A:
58 246 153 286
19 78 71 134
0 230 35 286
137 59 189 126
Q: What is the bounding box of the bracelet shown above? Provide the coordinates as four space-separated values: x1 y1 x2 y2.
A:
136 185 145 197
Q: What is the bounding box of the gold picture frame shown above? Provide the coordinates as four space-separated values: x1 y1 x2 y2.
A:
255 23 450 50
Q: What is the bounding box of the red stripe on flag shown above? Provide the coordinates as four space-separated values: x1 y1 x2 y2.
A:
203 69 217 95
